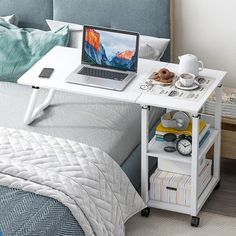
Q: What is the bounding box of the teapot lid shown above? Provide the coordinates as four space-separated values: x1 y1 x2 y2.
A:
179 54 197 60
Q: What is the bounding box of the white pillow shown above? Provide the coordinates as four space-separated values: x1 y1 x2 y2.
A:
0 14 17 25
46 20 170 61
139 35 170 61
46 19 83 49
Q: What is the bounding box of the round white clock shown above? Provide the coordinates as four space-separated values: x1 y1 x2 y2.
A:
176 135 192 156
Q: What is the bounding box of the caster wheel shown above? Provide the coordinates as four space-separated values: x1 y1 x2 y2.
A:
191 216 200 227
214 181 221 190
141 207 150 217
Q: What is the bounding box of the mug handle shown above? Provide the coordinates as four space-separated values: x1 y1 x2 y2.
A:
199 60 204 71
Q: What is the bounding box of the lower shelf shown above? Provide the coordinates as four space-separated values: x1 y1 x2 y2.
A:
148 199 191 215
197 176 219 211
147 176 219 216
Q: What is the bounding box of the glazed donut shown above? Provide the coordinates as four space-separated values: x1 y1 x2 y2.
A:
159 77 173 84
169 72 175 78
150 72 160 81
149 68 175 84
158 68 170 80
154 75 161 81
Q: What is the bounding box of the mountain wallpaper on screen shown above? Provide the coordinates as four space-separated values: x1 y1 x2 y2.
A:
84 29 137 71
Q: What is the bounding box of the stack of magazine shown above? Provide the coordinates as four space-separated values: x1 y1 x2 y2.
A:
156 120 210 148
205 87 236 119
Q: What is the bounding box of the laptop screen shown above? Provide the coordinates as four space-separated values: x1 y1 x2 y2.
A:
82 25 139 72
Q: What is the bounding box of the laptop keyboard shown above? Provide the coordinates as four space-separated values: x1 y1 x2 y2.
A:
78 67 128 81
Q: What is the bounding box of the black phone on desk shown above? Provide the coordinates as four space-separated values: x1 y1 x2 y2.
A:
39 68 54 78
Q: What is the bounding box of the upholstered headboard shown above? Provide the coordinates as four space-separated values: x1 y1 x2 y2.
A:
0 0 171 61
0 0 53 29
53 0 170 38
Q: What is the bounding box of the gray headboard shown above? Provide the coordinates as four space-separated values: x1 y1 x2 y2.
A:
0 0 171 61
0 0 53 29
53 0 170 38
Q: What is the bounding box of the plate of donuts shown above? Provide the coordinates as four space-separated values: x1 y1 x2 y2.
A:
150 68 175 86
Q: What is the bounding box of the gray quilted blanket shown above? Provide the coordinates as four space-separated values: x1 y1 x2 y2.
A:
0 127 145 236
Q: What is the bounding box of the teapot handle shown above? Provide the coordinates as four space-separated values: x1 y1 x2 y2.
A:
199 60 204 71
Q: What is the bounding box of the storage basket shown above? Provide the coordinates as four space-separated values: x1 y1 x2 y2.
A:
150 159 212 206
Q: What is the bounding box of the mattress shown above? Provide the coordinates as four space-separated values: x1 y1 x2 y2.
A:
0 82 162 165
0 82 163 235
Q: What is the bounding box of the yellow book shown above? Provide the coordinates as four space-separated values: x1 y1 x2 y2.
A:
156 120 206 136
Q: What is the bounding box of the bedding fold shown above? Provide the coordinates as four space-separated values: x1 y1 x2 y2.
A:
0 127 145 236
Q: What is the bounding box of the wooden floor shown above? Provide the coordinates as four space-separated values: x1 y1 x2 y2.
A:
203 158 236 217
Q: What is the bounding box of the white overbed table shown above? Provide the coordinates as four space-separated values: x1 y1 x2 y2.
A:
18 46 227 226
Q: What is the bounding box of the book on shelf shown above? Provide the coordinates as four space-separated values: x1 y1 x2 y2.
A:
155 119 206 136
156 124 211 148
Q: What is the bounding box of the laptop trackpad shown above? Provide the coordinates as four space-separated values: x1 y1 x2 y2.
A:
83 76 122 86
68 73 122 86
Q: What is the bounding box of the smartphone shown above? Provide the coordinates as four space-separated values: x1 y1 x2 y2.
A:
39 68 54 78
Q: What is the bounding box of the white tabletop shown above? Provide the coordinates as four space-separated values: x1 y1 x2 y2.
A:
137 63 226 113
18 46 226 112
18 46 167 104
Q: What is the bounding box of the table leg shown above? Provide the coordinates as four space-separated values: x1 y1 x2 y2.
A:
214 84 222 180
24 87 55 125
191 114 200 217
141 105 150 204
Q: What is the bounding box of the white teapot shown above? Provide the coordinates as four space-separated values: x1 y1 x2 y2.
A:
178 54 204 76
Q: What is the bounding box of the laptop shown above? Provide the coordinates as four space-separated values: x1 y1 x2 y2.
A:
66 25 140 91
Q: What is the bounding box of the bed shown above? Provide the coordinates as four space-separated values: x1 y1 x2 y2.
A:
0 0 171 235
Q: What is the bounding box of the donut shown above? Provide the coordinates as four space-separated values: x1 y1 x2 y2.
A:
169 72 175 78
158 68 170 80
154 75 161 81
150 72 160 81
149 68 175 84
159 77 172 84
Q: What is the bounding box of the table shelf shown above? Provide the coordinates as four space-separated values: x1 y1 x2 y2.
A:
147 128 220 162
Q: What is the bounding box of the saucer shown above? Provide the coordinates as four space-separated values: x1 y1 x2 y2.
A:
175 80 200 91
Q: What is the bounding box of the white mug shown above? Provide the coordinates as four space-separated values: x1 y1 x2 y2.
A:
179 73 195 87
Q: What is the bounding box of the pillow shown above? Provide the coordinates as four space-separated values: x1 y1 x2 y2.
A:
0 19 69 83
139 35 170 61
46 19 83 49
0 14 17 25
46 19 170 61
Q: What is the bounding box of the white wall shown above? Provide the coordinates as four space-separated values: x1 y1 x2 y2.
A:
173 0 236 87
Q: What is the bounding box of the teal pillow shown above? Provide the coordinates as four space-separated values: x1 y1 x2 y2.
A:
0 19 69 83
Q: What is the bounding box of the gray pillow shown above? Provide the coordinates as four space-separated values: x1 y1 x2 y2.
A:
139 35 170 61
46 19 83 48
0 14 17 25
46 20 170 61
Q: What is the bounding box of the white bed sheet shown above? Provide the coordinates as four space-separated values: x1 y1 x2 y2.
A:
0 82 163 165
